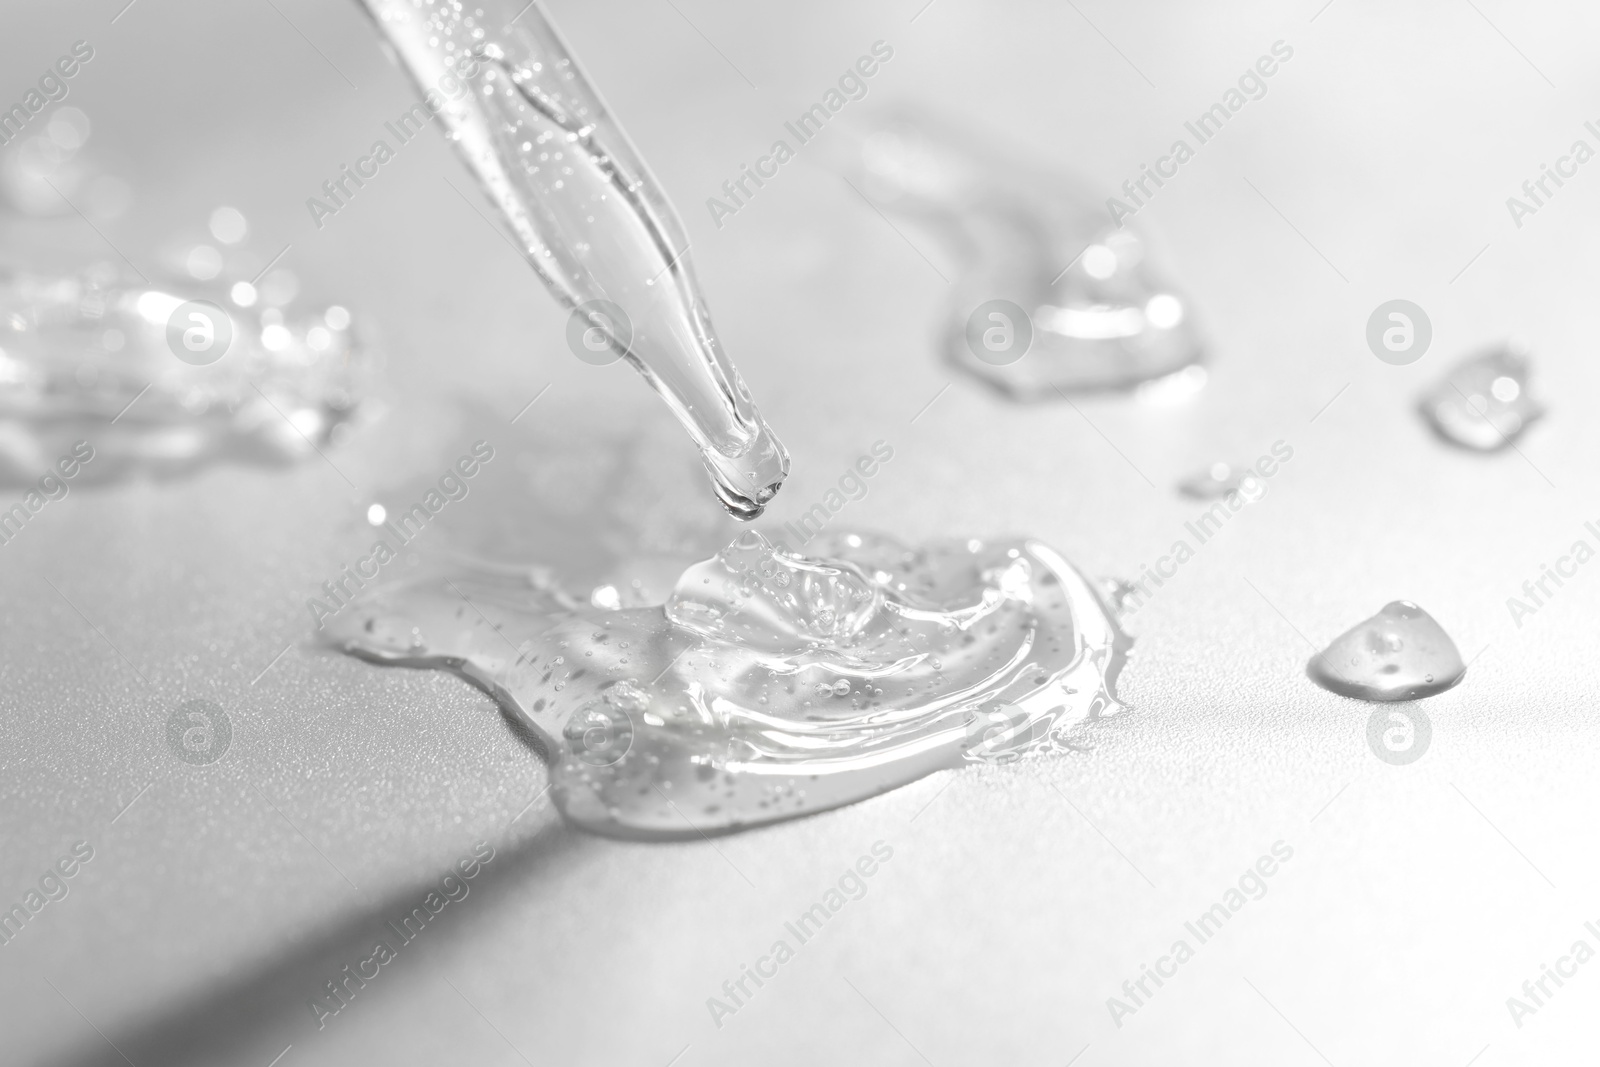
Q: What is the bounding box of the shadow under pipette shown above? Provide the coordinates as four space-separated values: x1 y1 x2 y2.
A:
40 817 584 1067
44 400 739 1066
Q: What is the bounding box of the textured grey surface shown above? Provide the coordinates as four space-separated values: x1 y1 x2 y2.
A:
3 1 1600 1064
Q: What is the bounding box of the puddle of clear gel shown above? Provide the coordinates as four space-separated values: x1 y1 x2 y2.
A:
1307 600 1466 702
356 0 788 519
1418 343 1543 452
840 110 1205 398
0 265 372 483
326 530 1128 839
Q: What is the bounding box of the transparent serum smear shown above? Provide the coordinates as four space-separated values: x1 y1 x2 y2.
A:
843 111 1204 396
356 0 788 519
1307 600 1466 703
327 531 1129 839
0 266 371 482
1418 344 1544 452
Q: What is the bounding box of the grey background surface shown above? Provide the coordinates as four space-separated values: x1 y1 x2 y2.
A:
3 1 1599 1064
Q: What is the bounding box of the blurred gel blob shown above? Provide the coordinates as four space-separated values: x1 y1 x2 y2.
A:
1418 343 1544 451
327 530 1128 839
0 264 374 483
1177 461 1263 501
840 110 1204 398
0 106 133 223
1307 600 1466 702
